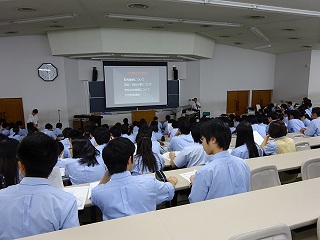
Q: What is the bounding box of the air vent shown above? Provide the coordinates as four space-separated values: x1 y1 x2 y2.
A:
127 3 150 9
282 28 295 32
303 45 313 48
17 7 36 12
288 37 299 40
234 42 243 45
219 35 231 38
123 19 135 22
200 25 212 28
245 15 266 19
4 31 18 34
152 26 165 29
49 25 64 28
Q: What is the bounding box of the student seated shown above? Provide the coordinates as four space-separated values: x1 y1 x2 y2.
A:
93 126 111 169
150 120 163 141
41 123 57 140
231 121 263 159
261 120 296 155
167 118 194 151
188 119 250 203
91 137 177 221
300 107 320 136
131 132 164 175
168 120 179 141
65 137 105 184
162 115 171 135
121 124 136 143
287 110 305 133
169 122 209 168
0 133 79 239
53 123 63 137
8 125 23 142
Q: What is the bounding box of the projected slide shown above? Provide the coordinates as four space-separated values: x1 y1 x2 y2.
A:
104 64 167 108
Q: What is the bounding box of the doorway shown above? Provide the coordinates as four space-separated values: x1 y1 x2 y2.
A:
226 90 249 115
0 98 25 127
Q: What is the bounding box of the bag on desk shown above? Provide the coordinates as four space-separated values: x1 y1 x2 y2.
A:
155 170 167 182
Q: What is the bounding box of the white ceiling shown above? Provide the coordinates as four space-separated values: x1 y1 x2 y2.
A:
1 0 320 59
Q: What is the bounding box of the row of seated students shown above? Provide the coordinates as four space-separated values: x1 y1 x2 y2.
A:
0 102 318 238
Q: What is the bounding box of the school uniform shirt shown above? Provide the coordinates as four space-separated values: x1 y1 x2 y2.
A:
157 122 162 132
41 129 57 140
188 151 250 203
65 158 105 185
121 133 136 143
1 129 10 136
167 133 194 151
60 138 71 158
252 123 267 137
95 143 107 169
302 118 311 128
133 126 139 135
305 107 313 118
231 144 263 159
173 143 209 168
162 121 169 135
8 133 23 142
27 114 38 126
91 171 174 220
131 153 164 175
152 140 163 154
283 116 289 125
287 119 305 133
0 177 79 240
53 128 63 136
263 137 296 155
90 137 95 146
10 128 27 136
303 117 320 136
151 131 162 141
169 128 179 141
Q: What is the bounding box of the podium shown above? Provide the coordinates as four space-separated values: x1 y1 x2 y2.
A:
73 115 103 129
132 110 156 124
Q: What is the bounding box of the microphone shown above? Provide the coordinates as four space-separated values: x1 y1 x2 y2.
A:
58 109 61 123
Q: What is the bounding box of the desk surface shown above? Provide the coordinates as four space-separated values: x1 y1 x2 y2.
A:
21 177 320 240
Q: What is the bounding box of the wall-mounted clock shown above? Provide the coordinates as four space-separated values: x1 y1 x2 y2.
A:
38 63 58 81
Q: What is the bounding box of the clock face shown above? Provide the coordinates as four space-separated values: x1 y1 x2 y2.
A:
38 63 58 81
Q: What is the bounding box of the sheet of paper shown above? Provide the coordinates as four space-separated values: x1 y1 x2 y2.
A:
180 170 197 183
87 181 100 199
59 168 65 177
162 151 180 162
64 186 89 210
253 131 264 145
48 166 64 190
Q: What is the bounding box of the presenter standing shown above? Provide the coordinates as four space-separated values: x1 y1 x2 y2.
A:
27 109 39 128
192 98 201 118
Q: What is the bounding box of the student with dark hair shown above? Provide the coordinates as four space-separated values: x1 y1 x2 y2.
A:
26 122 37 135
1 122 10 136
287 101 294 110
162 115 171 135
132 121 139 135
153 116 162 133
170 122 209 168
55 141 66 168
0 132 79 239
110 125 121 139
167 118 194 151
91 137 177 220
131 131 164 175
188 119 250 203
8 125 23 142
261 120 295 155
138 126 163 155
301 107 320 136
60 127 72 158
41 123 57 140
93 127 111 168
27 109 39 128
65 137 104 184
304 99 313 119
0 138 20 189
300 111 311 128
150 120 162 141
53 123 63 137
10 121 27 136
287 110 305 133
231 121 263 159
121 124 136 143
122 118 129 127
168 120 179 141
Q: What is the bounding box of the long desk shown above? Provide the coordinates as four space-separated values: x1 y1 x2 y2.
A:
21 177 320 240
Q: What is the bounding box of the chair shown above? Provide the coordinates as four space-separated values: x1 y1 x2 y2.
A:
250 165 281 191
290 133 305 139
295 141 311 151
301 158 320 180
229 224 292 240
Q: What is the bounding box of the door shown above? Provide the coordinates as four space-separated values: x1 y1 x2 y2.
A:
227 91 249 115
251 90 273 109
0 98 25 126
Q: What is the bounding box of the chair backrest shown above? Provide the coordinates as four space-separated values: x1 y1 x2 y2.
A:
301 158 320 180
290 133 305 139
229 224 292 240
295 141 311 152
48 166 64 189
250 165 281 191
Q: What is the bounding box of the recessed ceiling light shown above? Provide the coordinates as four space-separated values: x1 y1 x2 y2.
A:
4 31 18 34
200 25 212 28
122 19 135 22
49 25 64 28
245 15 266 19
127 3 150 9
282 28 296 31
302 45 313 48
152 26 165 29
17 7 36 12
234 42 243 45
288 37 299 40
219 35 231 38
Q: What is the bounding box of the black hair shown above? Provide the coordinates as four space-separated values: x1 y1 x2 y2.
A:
68 129 82 140
235 121 259 158
200 119 231 150
178 118 191 135
280 103 288 110
289 110 300 119
93 127 110 145
121 124 130 135
137 126 152 137
32 109 38 114
312 107 320 117
267 111 278 121
191 122 202 143
56 123 63 128
110 125 121 138
15 121 23 126
17 132 58 178
123 118 129 125
102 137 135 175
287 101 292 105
165 115 171 121
12 126 19 136
101 124 109 129
135 132 157 173
0 138 20 188
150 121 159 133
45 123 53 130
171 120 178 129
56 141 64 154
246 115 258 125
62 127 72 138
26 122 37 135
71 137 99 167
268 120 287 138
